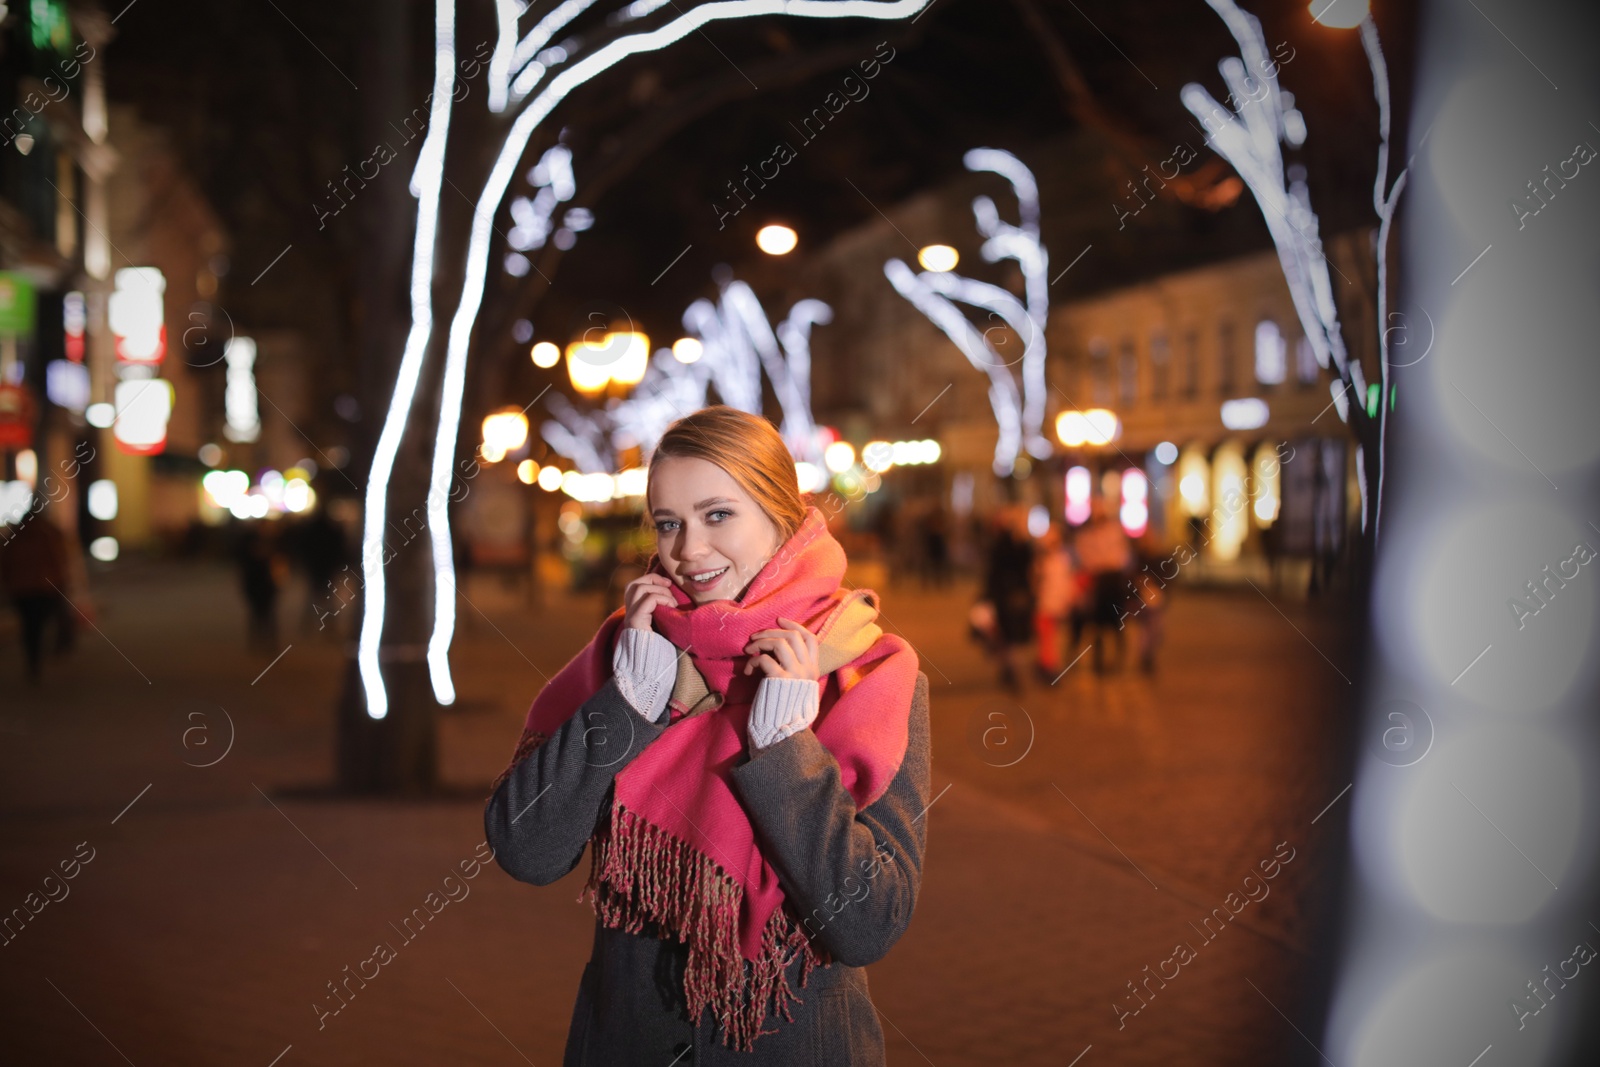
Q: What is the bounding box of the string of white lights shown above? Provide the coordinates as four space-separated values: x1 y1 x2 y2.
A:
1360 15 1405 540
965 148 1051 458
883 148 1049 473
506 0 607 106
536 279 830 475
1181 0 1351 385
723 281 817 454
356 0 457 721
487 0 523 113
416 0 934 708
884 257 1023 475
1180 0 1399 536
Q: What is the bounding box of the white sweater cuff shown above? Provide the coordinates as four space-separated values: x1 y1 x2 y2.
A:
612 627 680 724
748 677 821 752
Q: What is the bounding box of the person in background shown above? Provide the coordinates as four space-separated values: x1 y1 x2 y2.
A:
1031 522 1077 684
235 523 285 653
294 505 348 636
1072 498 1134 674
0 513 70 684
981 503 1035 693
1128 531 1170 675
921 505 951 589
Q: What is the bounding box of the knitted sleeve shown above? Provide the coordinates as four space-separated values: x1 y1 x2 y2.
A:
727 670 932 968
747 677 821 752
484 675 668 887
611 627 681 724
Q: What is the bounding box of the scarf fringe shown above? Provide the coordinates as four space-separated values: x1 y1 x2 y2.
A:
583 800 830 1052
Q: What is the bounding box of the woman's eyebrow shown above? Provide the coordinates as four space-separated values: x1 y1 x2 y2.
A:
651 496 735 518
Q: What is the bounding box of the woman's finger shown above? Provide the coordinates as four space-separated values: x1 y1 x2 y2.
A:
770 635 799 671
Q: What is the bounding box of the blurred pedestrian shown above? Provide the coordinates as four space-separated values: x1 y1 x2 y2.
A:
921 505 951 589
1127 532 1170 675
0 514 71 684
1031 523 1076 684
1072 499 1134 674
294 506 348 636
235 523 285 653
980 504 1035 693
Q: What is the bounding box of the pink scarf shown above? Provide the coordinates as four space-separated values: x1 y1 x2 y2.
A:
494 506 918 1050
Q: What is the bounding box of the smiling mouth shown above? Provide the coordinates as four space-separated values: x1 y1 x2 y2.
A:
683 566 729 590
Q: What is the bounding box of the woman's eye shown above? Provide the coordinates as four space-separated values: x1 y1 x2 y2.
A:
709 509 732 522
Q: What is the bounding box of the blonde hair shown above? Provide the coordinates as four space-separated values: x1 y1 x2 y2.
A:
645 405 807 543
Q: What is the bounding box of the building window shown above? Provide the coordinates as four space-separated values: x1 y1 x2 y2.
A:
1182 330 1200 399
1089 337 1111 405
1150 332 1171 401
1118 338 1138 407
1254 319 1286 385
1295 334 1320 385
1218 321 1236 396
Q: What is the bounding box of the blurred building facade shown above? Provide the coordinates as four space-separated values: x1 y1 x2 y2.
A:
0 1 329 560
0 0 113 556
784 140 1373 577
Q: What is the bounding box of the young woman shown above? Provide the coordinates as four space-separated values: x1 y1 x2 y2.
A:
485 406 932 1065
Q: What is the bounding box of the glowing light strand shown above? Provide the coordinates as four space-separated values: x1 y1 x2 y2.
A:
1181 0 1403 538
358 0 457 720
417 0 933 706
536 279 831 475
884 148 1048 473
506 144 577 263
884 258 1023 475
967 148 1051 459
1361 15 1406 540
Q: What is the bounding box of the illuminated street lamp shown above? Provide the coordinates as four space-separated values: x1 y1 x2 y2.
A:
1307 0 1368 30
756 224 797 255
481 408 529 463
917 244 959 272
531 341 560 368
606 331 650 386
823 440 855 474
566 330 650 394
1054 408 1120 448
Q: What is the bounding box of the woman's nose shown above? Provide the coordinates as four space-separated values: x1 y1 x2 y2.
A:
675 527 707 560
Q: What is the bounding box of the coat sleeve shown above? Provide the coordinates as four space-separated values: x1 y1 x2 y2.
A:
484 675 668 887
727 670 931 967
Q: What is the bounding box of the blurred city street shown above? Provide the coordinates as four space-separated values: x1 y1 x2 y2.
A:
1 563 1354 1065
2 0 1595 1061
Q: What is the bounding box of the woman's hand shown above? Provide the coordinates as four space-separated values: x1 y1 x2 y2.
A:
622 573 677 631
743 617 821 680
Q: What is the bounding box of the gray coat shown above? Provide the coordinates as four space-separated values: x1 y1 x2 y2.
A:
485 669 932 1064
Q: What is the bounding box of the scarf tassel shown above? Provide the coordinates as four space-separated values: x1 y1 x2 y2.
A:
583 801 830 1052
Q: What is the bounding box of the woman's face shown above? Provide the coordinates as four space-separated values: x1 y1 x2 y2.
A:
648 455 784 605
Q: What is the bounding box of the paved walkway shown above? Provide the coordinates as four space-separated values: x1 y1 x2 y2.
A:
0 559 1356 1065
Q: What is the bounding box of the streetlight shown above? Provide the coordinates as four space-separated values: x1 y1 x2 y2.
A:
481 408 529 463
531 341 560 368
1307 0 1368 30
1054 408 1120 448
917 244 959 272
566 330 650 394
756 224 797 255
